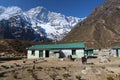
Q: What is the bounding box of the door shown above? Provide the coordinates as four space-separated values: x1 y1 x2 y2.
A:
116 49 119 57
45 50 49 57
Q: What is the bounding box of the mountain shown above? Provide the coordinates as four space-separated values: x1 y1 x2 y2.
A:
62 0 120 48
0 6 83 42
26 6 83 41
0 6 47 42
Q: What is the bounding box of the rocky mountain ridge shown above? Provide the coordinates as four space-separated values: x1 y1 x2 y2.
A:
0 6 84 42
62 0 120 48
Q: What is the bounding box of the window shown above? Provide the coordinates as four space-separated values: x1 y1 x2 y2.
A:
72 50 76 55
31 50 35 56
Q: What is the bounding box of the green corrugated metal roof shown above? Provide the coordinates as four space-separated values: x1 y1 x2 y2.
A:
85 48 97 50
113 46 120 49
27 42 85 50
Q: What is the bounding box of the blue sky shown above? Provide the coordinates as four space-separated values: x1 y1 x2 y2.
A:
0 0 105 18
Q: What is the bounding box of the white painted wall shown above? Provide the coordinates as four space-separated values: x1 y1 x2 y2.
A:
27 50 40 59
27 49 85 59
62 49 84 58
43 50 46 58
76 49 84 58
93 49 99 55
118 49 120 57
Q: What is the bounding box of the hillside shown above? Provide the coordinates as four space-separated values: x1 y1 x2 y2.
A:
0 39 35 56
62 0 120 48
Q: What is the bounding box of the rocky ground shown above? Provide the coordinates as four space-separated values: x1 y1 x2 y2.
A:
0 56 120 80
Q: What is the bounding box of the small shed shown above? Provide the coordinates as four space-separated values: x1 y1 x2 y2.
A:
27 42 85 59
111 46 120 57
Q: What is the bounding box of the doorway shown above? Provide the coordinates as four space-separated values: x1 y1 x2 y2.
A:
45 50 49 57
116 49 119 57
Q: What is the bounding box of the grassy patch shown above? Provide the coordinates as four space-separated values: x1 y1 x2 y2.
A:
118 64 120 67
1 65 9 69
0 73 5 77
27 69 33 72
101 66 105 69
62 67 67 70
107 76 114 80
76 75 81 80
62 73 71 78
13 74 17 79
37 66 43 70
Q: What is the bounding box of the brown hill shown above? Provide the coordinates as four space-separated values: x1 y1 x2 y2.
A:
62 0 120 48
0 39 35 56
0 39 55 56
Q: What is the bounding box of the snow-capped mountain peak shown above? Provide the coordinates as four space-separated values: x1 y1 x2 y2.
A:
26 6 83 41
0 6 6 14
0 6 23 20
0 6 85 42
27 6 48 21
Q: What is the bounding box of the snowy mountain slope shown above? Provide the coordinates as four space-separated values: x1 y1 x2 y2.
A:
0 6 43 41
27 6 83 41
0 6 84 41
0 6 6 14
0 6 23 20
